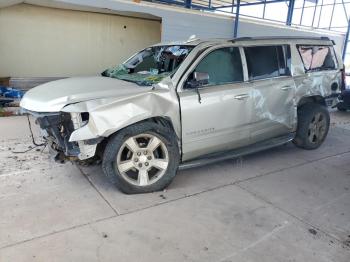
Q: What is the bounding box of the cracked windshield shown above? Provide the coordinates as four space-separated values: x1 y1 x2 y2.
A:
102 45 194 86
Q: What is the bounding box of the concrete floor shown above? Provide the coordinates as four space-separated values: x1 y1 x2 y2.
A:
0 111 350 262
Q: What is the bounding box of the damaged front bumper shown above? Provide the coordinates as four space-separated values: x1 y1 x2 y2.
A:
25 110 101 162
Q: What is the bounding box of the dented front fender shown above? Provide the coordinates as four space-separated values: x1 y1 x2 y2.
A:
62 87 181 143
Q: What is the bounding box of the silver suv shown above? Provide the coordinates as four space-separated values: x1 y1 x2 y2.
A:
21 36 344 194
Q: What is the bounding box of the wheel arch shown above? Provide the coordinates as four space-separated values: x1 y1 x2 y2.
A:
297 95 326 108
95 116 181 159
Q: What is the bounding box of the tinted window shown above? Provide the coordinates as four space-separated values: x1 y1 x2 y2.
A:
194 47 243 86
244 45 291 80
298 45 336 71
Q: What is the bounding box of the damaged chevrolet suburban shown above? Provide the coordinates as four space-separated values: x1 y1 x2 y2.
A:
20 37 344 194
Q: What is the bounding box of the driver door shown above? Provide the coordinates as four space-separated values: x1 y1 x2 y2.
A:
177 45 254 161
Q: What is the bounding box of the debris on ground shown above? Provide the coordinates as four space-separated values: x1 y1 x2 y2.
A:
343 235 350 248
0 139 58 175
308 228 318 235
159 194 167 200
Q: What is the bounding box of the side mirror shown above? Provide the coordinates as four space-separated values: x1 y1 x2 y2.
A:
186 72 209 89
194 72 209 86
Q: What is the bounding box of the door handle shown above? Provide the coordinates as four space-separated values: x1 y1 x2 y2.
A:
234 94 250 100
281 86 293 91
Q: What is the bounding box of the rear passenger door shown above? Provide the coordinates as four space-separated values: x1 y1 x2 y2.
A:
243 45 297 143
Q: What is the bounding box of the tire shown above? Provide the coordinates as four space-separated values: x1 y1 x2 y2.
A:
102 121 180 194
293 103 330 150
337 103 347 112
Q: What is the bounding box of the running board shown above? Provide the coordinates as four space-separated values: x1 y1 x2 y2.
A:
179 133 295 170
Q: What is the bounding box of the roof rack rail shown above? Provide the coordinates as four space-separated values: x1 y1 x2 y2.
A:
229 36 332 42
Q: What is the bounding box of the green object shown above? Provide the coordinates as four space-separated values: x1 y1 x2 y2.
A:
102 64 129 78
102 64 172 86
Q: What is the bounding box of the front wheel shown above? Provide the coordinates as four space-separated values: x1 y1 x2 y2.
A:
102 121 180 194
293 103 330 150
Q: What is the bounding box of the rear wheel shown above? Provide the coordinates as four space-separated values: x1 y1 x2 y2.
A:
102 121 179 194
293 103 330 150
337 102 347 112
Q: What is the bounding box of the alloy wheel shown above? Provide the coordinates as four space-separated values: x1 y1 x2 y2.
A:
115 133 169 186
307 112 327 144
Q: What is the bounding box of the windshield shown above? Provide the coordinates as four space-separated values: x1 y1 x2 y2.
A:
101 45 194 86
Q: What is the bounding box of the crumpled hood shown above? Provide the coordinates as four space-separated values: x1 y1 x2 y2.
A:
20 76 151 112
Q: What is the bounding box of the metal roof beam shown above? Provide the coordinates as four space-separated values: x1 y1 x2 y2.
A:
213 0 287 9
149 0 287 9
233 0 240 37
286 0 295 25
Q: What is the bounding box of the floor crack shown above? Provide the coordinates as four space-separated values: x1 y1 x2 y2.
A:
74 164 120 216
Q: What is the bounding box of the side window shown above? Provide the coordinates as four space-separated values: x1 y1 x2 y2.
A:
297 45 336 71
244 45 291 80
194 47 243 86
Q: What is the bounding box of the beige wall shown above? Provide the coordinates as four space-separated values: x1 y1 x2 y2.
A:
0 4 161 77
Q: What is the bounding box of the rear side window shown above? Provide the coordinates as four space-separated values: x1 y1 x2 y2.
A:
297 45 336 72
244 45 291 80
195 47 243 86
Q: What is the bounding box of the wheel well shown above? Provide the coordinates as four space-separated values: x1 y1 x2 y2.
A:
95 117 177 160
149 116 176 132
297 96 326 108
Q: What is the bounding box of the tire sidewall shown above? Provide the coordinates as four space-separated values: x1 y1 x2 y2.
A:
294 103 330 150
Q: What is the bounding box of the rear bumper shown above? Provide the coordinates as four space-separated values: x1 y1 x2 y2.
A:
336 89 350 109
325 93 340 107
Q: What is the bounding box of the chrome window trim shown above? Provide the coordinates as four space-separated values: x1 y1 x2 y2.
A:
242 44 292 81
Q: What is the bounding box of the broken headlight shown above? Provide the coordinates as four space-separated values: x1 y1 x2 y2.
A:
70 112 89 130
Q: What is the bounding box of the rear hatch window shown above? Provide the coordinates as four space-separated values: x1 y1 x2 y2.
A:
297 45 337 72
